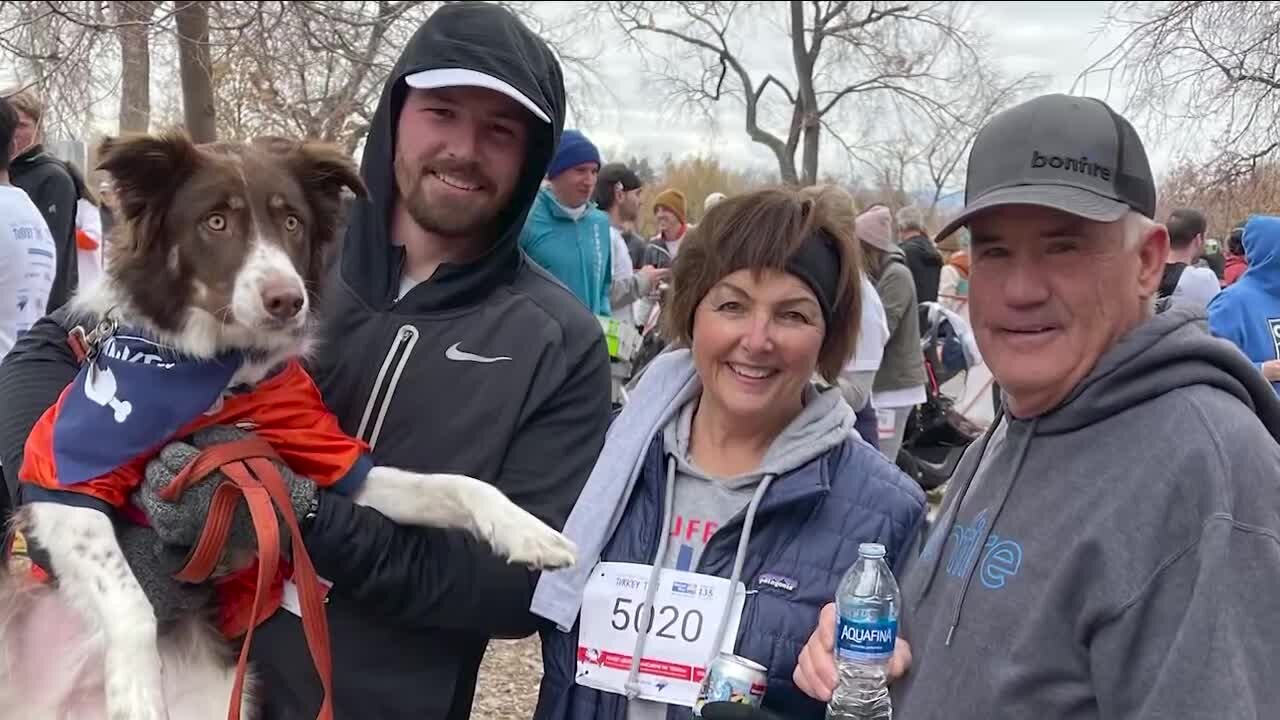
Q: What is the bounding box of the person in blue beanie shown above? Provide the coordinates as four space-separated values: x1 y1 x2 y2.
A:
1208 215 1280 394
520 128 613 315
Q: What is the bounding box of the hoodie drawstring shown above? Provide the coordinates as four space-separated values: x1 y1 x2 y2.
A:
708 474 774 655
625 455 678 699
624 457 776 697
944 418 1037 646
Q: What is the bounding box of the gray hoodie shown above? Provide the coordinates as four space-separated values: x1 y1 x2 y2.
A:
532 348 857 626
631 383 855 720
892 306 1280 719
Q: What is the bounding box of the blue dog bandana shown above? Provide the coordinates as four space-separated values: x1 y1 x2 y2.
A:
52 330 245 486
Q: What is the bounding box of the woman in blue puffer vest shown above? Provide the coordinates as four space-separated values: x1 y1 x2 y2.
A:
530 186 926 720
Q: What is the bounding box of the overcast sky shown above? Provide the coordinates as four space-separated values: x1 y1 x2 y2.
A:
558 1 1159 186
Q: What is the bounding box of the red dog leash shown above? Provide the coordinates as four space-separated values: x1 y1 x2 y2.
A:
159 437 335 720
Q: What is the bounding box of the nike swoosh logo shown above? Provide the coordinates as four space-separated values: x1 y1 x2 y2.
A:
445 342 512 364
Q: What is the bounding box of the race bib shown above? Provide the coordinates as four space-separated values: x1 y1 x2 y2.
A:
576 562 746 707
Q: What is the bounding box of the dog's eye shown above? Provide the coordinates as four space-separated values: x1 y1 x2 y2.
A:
285 215 301 232
206 214 227 231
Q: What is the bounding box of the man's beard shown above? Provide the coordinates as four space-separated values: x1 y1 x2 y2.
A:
394 152 508 239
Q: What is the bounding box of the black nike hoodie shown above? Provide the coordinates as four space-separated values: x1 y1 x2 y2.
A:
0 3 611 718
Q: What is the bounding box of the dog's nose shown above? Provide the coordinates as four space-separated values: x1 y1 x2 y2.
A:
262 279 304 321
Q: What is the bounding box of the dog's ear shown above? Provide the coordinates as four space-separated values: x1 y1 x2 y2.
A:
97 132 201 224
281 142 366 296
288 142 367 205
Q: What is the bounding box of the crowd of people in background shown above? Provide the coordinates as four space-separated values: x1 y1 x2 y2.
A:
1 2 1279 719
0 89 114 360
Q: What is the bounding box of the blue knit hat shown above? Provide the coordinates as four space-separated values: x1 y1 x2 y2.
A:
547 129 601 178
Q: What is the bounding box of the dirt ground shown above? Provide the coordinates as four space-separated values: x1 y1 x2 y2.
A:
472 635 544 719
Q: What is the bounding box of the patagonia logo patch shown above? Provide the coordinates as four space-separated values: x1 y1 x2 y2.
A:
757 573 797 593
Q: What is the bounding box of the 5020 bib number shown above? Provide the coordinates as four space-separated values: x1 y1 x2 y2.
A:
610 598 704 643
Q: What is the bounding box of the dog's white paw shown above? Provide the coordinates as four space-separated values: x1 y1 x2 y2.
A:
480 505 578 570
105 662 168 720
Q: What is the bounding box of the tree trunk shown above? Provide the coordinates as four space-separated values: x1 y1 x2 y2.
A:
116 1 155 134
176 1 216 143
774 150 800 186
790 1 821 186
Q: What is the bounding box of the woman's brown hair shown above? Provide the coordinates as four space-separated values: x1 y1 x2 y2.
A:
662 185 863 382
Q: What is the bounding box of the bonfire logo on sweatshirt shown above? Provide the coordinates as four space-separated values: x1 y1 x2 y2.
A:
922 508 1024 590
1269 318 1280 358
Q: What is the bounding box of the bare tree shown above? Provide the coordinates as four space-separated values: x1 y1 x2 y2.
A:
1159 160 1280 235
852 68 1044 220
0 1 119 140
175 0 215 142
207 1 432 153
2 0 597 152
602 1 1020 185
208 1 599 152
1085 1 1280 181
117 1 158 133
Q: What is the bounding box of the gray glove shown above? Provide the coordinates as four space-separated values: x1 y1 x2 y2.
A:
117 521 215 624
134 424 318 557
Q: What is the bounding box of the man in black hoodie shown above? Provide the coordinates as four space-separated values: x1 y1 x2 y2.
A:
0 4 611 718
4 88 78 311
896 205 942 304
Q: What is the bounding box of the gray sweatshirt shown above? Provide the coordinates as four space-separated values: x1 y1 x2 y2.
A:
892 306 1280 719
631 385 855 720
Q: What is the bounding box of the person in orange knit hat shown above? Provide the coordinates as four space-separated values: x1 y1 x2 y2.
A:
645 187 689 266
633 188 692 325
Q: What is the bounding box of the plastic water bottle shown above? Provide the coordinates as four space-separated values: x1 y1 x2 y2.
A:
826 543 899 720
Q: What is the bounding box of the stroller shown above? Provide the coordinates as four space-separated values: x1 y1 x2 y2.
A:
897 303 986 491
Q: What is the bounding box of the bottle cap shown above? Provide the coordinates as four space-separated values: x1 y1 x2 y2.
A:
858 542 886 559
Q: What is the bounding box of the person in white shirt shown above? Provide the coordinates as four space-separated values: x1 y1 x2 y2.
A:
0 97 57 358
1160 208 1221 310
838 272 890 410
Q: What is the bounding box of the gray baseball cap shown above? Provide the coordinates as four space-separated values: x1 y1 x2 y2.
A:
936 94 1157 241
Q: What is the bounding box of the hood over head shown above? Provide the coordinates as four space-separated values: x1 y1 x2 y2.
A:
1240 215 1280 292
340 1 565 311
665 383 856 489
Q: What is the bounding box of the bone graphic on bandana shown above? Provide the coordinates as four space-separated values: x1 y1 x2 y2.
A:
83 363 133 423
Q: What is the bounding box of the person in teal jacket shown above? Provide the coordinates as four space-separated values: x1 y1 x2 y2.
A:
520 129 612 315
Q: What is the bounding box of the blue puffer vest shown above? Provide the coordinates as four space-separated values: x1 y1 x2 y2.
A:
534 430 926 720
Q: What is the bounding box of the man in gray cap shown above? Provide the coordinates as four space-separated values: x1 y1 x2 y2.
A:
783 93 1280 719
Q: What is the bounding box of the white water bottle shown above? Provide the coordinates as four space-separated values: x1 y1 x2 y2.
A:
826 543 899 720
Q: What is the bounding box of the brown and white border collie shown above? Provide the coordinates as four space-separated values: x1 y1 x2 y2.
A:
0 133 577 719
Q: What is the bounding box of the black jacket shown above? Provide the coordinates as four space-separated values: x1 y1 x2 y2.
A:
9 145 78 311
900 232 942 304
0 4 611 719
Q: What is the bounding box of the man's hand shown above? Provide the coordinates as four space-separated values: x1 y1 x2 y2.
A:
134 424 318 554
793 603 913 702
1262 360 1280 382
638 265 670 296
118 522 215 623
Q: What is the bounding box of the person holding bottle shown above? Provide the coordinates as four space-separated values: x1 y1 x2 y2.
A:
783 93 1280 720
531 186 924 720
